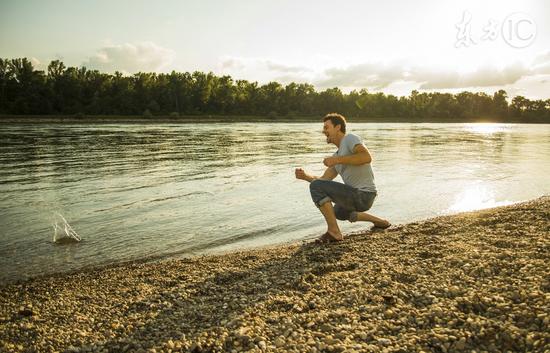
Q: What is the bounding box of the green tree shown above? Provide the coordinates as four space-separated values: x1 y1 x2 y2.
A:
0 57 548 122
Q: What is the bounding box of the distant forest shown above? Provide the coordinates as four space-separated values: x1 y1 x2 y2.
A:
1 57 549 122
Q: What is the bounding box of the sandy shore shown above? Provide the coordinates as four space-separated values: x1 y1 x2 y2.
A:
1 197 549 353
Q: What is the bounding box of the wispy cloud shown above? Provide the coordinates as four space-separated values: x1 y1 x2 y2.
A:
316 63 405 89
313 61 539 90
83 42 175 74
532 51 550 75
266 61 310 73
220 56 311 74
218 52 550 95
414 63 528 89
216 53 550 98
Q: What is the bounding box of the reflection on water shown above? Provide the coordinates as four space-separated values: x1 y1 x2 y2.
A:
465 123 511 135
448 184 514 212
0 122 549 283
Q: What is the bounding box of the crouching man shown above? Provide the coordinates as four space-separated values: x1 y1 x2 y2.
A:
295 113 390 242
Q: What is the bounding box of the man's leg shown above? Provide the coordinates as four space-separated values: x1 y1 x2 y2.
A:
318 201 343 241
354 212 391 228
350 192 391 228
309 180 358 241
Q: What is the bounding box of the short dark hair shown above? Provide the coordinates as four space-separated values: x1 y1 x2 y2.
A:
323 113 347 134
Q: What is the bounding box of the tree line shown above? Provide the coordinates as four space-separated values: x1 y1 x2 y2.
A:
1 58 549 122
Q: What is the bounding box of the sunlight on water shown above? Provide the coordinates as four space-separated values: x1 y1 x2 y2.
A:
448 185 514 213
465 123 510 135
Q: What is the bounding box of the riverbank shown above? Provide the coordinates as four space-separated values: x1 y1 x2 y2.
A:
1 197 548 352
1 114 548 124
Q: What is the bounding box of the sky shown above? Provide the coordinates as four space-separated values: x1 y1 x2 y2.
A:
1 0 549 99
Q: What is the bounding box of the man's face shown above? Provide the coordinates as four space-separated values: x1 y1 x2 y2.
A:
323 120 339 144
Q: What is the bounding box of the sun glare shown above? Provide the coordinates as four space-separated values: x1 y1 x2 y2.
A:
465 123 510 135
448 185 513 213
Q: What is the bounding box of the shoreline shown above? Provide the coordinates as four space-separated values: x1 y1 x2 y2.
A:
0 199 534 289
1 115 549 124
1 197 548 352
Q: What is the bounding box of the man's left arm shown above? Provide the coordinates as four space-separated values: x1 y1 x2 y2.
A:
323 144 372 167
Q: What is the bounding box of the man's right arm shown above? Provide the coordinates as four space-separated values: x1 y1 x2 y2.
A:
295 167 337 183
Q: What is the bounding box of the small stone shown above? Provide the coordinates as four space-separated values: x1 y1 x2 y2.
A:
257 341 267 350
189 342 202 352
274 336 285 347
455 338 466 350
324 338 340 345
166 340 175 349
335 332 347 340
333 345 346 353
377 338 391 346
18 308 33 317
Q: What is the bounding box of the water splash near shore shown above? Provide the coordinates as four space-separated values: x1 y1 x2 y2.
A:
53 213 81 244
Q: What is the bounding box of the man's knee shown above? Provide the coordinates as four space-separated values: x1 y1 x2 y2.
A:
309 179 324 192
309 180 331 207
309 179 326 199
334 206 351 221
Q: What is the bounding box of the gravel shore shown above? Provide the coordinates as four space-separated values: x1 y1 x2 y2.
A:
1 197 549 353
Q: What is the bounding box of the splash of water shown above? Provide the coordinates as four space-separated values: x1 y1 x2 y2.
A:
53 213 81 244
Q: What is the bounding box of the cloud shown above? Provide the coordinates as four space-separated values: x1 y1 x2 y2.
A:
533 51 550 65
313 55 550 92
83 42 175 74
217 54 550 98
266 62 309 73
221 57 245 70
220 56 311 74
532 51 550 75
316 63 405 89
313 61 533 90
218 56 313 85
415 63 528 89
500 74 550 100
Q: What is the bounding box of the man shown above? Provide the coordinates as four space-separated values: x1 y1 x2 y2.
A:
295 113 390 242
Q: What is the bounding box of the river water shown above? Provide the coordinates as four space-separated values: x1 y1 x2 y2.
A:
1 122 549 284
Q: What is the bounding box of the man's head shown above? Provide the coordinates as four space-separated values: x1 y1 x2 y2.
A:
323 113 347 144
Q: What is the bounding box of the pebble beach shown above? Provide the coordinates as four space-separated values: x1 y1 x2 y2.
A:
1 197 549 353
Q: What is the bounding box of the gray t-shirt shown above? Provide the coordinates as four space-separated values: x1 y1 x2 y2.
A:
333 133 377 193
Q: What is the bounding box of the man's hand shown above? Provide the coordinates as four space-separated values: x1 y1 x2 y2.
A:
295 168 309 181
323 156 340 167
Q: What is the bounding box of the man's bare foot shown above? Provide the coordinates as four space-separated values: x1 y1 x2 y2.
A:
315 231 343 243
372 220 391 229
